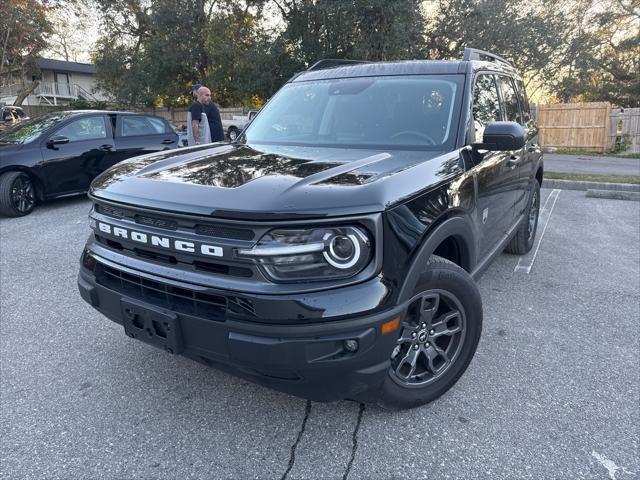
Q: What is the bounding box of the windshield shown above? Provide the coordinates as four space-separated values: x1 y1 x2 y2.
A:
0 113 72 144
243 75 463 150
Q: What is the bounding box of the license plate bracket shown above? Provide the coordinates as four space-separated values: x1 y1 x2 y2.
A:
120 299 183 354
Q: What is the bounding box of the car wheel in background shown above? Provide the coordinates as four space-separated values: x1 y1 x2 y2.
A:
0 171 37 217
228 127 239 141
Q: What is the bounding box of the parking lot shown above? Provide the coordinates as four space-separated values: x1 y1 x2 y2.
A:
1 188 638 479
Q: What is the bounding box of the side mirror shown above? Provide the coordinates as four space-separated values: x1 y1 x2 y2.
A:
47 135 70 147
474 121 525 151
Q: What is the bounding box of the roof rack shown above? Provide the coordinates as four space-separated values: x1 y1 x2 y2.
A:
462 48 511 67
307 59 369 71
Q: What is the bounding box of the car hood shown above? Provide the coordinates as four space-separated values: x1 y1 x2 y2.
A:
90 142 462 219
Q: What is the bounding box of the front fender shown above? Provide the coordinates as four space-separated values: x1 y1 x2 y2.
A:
397 215 476 303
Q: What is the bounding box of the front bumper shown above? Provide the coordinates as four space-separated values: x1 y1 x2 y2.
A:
78 254 404 403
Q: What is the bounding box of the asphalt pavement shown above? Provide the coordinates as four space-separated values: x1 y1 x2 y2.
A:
544 153 640 176
1 191 638 479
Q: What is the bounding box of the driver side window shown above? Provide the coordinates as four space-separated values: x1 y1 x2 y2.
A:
55 116 107 142
472 75 501 143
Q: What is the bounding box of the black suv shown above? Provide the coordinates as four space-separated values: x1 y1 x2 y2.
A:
78 49 543 409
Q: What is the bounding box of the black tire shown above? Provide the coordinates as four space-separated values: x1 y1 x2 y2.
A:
376 255 482 410
505 179 540 255
0 171 37 217
228 127 239 141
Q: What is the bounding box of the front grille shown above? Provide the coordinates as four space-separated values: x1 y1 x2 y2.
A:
135 215 178 230
195 224 254 240
95 201 256 241
96 264 227 322
96 204 126 218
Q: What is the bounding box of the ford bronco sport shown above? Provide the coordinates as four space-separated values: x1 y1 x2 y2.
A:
78 48 543 409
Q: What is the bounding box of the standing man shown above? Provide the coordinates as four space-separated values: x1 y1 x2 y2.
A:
189 86 225 144
188 86 210 145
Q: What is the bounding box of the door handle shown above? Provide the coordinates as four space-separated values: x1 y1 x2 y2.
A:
527 144 538 152
98 144 113 151
507 155 521 168
162 139 175 144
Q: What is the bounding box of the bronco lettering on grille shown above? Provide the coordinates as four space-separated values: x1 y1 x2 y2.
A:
95 221 223 257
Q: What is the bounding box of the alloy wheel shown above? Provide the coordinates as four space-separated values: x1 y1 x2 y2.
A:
10 175 35 213
390 290 467 388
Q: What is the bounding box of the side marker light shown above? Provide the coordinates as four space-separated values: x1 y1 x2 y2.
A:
381 316 401 335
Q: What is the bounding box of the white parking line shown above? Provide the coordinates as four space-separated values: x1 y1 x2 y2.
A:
514 189 561 274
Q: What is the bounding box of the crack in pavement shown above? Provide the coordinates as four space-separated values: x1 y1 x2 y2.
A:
342 403 365 480
280 400 312 480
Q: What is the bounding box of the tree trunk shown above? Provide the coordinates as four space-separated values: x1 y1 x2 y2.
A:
13 81 40 106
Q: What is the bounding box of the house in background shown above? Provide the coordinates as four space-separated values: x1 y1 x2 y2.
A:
0 58 108 106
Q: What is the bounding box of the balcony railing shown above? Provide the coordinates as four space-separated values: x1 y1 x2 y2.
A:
0 81 99 105
34 81 78 98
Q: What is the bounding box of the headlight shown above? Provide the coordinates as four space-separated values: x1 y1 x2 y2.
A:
236 226 372 282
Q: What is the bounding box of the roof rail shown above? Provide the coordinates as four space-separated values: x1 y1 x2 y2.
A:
307 59 369 71
462 47 511 66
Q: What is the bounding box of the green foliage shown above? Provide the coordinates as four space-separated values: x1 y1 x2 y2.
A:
0 0 52 79
90 0 639 108
277 0 425 66
425 0 571 98
552 0 639 107
92 0 429 106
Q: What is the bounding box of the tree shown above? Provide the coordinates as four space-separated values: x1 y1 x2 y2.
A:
44 4 96 62
553 0 639 106
424 0 639 106
424 0 570 99
92 0 429 106
92 0 273 106
273 0 426 66
0 0 53 105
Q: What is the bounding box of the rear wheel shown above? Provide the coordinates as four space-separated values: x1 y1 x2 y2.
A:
377 255 482 410
0 171 36 217
506 179 540 254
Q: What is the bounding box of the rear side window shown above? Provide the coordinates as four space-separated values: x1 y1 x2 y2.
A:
498 76 522 124
472 74 501 143
121 116 167 136
55 116 107 142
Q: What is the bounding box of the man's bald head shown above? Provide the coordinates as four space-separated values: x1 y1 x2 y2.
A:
197 86 211 103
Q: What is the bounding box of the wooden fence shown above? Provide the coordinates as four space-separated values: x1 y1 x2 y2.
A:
534 102 612 152
609 108 640 153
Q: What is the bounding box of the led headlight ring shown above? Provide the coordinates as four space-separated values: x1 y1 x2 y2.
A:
323 233 361 269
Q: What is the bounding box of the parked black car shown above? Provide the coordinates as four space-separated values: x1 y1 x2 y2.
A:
78 49 543 409
0 110 179 216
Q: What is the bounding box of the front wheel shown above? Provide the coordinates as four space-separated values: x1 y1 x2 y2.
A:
0 171 37 217
228 127 239 141
376 255 482 410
